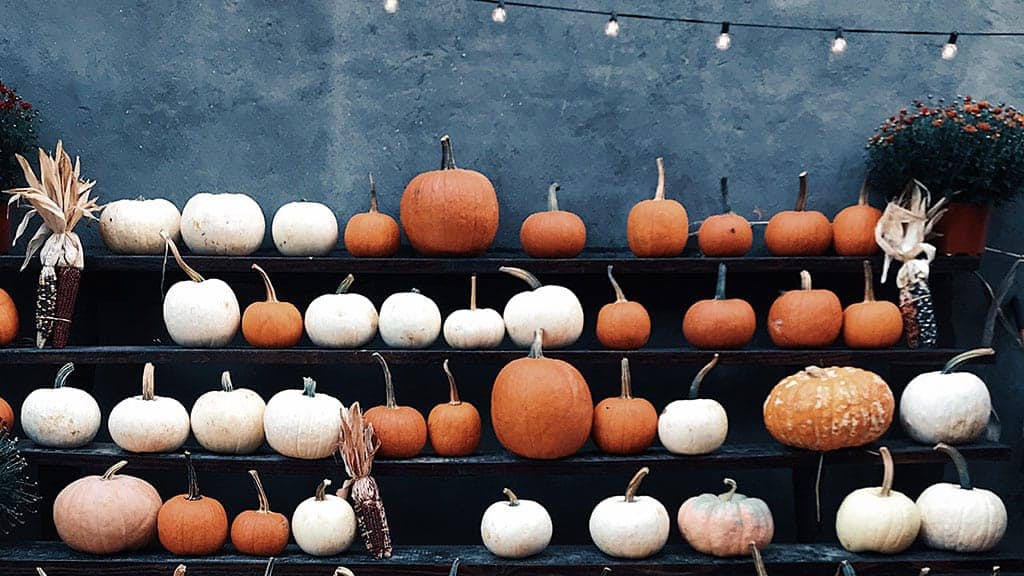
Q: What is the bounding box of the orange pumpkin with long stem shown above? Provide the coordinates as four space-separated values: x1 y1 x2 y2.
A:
427 359 482 456
768 270 843 348
843 260 903 349
157 451 229 556
683 263 756 349
592 358 658 455
833 181 882 256
765 172 833 256
344 173 401 257
365 352 427 458
698 177 753 257
0 288 18 345
596 265 651 350
520 183 587 258
627 157 689 257
230 469 290 556
242 264 303 348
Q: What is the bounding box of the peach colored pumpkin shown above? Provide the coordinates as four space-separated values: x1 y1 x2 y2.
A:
592 358 658 455
698 177 752 257
842 260 902 349
767 270 843 348
627 157 689 257
596 266 651 350
678 478 774 557
765 172 832 256
520 183 587 258
833 182 882 256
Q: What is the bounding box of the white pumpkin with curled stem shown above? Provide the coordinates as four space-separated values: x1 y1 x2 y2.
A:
100 197 181 255
272 199 338 256
835 446 920 554
379 287 442 349
900 347 995 445
658 354 728 455
180 192 266 256
161 231 240 347
21 362 101 448
444 274 505 349
291 478 357 556
264 376 342 459
500 266 584 348
190 371 266 454
108 363 190 453
480 488 553 559
304 274 379 348
589 467 670 559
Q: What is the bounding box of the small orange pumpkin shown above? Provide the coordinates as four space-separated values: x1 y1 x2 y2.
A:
0 288 18 345
365 352 427 458
0 396 12 431
832 181 882 256
344 173 401 257
596 265 651 350
157 451 229 556
520 183 587 258
242 264 303 348
683 263 756 349
627 157 689 257
765 172 833 256
768 270 843 348
843 260 903 349
230 469 290 556
698 177 752 257
427 359 482 456
592 358 658 455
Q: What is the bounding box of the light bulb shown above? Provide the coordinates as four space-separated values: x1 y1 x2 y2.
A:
831 29 847 54
715 22 731 51
491 4 507 23
942 32 959 60
383 0 398 13
604 14 620 38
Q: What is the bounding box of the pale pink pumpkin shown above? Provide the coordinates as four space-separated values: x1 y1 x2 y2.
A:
677 478 774 557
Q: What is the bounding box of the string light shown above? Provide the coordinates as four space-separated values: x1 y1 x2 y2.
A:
491 0 507 23
942 31 959 60
604 11 620 38
831 28 847 54
715 22 731 50
383 0 398 14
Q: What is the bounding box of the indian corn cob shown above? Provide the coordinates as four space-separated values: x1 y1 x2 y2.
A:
338 401 392 559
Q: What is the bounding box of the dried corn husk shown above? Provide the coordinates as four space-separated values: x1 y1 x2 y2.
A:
338 402 392 559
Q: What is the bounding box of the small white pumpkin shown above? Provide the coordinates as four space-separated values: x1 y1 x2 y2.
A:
108 363 190 453
658 354 728 455
379 288 441 349
100 198 181 255
264 377 342 459
305 274 379 348
500 266 583 349
444 274 505 349
272 201 338 256
480 488 552 559
916 443 1006 552
835 446 921 554
190 371 266 454
161 233 241 347
20 363 101 448
291 478 357 556
901 347 994 445
180 192 266 255
589 467 670 559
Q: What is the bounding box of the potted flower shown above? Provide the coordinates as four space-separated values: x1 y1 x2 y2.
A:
866 96 1024 255
0 81 40 254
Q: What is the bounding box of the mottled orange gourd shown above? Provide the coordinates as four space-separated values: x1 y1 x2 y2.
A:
520 183 587 258
427 359 482 456
596 265 651 350
765 172 833 256
242 264 303 348
592 358 658 455
230 470 290 556
344 173 401 257
842 261 903 349
627 157 689 257
768 270 843 348
0 288 18 345
157 451 229 556
698 177 753 257
365 353 428 458
833 182 883 256
683 263 756 349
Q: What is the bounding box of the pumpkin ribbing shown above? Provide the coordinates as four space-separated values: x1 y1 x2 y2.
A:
596 265 651 350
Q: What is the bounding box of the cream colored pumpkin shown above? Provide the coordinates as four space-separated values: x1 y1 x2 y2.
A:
100 198 181 255
501 267 583 349
21 363 101 448
272 201 338 256
108 363 190 453
181 192 266 255
264 377 342 459
677 478 774 557
304 274 379 348
444 274 505 349
658 355 728 455
480 488 552 559
379 288 441 349
589 467 669 559
836 446 920 554
161 233 240 347
190 371 266 454
901 348 994 445
291 479 357 556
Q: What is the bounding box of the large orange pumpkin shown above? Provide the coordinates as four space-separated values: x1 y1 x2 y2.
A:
427 359 482 456
491 328 593 459
683 263 756 349
627 157 689 257
697 177 752 257
832 182 882 256
0 396 12 431
763 365 894 451
344 173 401 257
767 270 843 348
764 172 833 256
592 358 658 455
596 265 651 350
157 451 229 556
365 353 427 458
520 183 587 258
242 264 303 348
400 135 499 256
0 288 17 345
843 260 903 349
230 469 290 556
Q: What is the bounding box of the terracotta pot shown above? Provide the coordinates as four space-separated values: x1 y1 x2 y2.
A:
935 202 990 256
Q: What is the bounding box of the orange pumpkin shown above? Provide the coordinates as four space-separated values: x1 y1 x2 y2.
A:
344 173 401 257
242 264 303 348
427 359 482 456
157 451 229 556
0 396 12 431
365 353 427 458
520 183 587 258
832 182 882 256
592 358 658 455
843 260 903 349
596 265 651 350
0 288 18 345
491 328 593 459
627 157 689 257
763 365 894 451
230 469 290 556
767 270 843 348
698 177 752 257
400 135 499 256
765 172 833 256
683 263 756 349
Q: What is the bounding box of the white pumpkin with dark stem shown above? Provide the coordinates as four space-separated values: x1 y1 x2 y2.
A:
108 363 190 453
444 274 505 349
180 192 265 255
677 478 774 557
500 266 583 349
291 478 357 556
835 446 920 554
100 198 181 255
21 363 101 448
161 232 240 347
272 200 338 256
589 467 670 559
304 274 379 348
190 371 266 454
480 488 553 559
379 288 441 349
264 377 342 459
901 348 995 445
658 354 728 455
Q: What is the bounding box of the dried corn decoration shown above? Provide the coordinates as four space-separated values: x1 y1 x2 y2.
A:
337 401 392 559
4 141 102 348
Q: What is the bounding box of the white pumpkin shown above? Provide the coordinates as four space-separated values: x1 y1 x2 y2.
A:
444 274 505 349
589 467 670 559
916 443 1006 552
272 201 338 256
264 377 342 459
100 198 181 255
901 347 994 445
658 355 728 455
305 274 379 348
108 363 190 453
180 192 266 255
500 266 583 349
190 371 266 454
480 488 553 559
161 232 240 347
291 478 357 556
20 363 101 448
379 288 441 349
836 446 921 554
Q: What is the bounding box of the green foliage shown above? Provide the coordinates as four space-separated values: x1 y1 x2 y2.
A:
0 81 40 192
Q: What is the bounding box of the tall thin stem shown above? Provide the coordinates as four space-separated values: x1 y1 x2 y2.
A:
373 352 397 409
469 274 478 311
443 359 461 405
184 451 202 501
795 171 809 211
161 231 204 282
249 469 271 513
53 362 75 388
440 135 457 170
862 260 875 302
689 354 720 399
879 446 894 497
720 177 732 213
607 265 627 302
368 173 379 213
252 264 279 302
141 362 156 401
619 358 633 399
624 467 650 503
654 157 666 200
547 183 561 212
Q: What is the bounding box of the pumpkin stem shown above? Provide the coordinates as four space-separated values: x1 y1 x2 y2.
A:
440 134 457 170
688 354 719 400
547 183 561 212
302 376 318 398
805 365 828 379
607 265 627 303
528 328 545 359
448 558 461 576
795 171 809 211
373 352 398 409
623 467 650 503
333 568 356 576
721 478 738 502
653 157 666 200
942 348 996 374
857 179 870 206
248 469 272 513
502 487 519 506
160 230 204 283
935 442 973 490
835 560 857 576
368 173 379 213
443 359 462 405
619 358 633 399
53 362 75 389
469 274 478 311
879 446 894 497
714 263 728 300
251 263 279 303
799 270 813 291
750 542 768 576
336 274 356 294
993 566 1001 576
101 460 129 480
499 266 542 289
221 371 234 392
264 557 276 576
600 569 612 576
720 176 732 214
184 451 203 501
315 478 331 501
141 362 156 401
36 570 49 576
861 260 875 302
